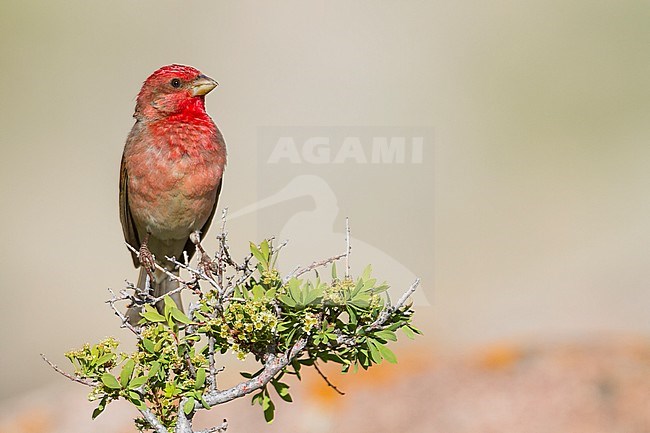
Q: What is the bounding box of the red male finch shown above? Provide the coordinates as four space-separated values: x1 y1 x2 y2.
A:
119 65 226 323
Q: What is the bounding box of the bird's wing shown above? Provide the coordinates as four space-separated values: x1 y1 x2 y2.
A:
119 151 141 267
183 178 223 262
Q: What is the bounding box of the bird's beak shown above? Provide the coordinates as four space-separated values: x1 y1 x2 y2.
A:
191 75 218 96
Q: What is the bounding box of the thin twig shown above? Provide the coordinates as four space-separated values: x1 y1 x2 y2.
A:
41 354 96 387
283 252 347 283
208 337 218 392
147 284 187 305
345 217 351 279
274 239 289 255
367 278 420 331
106 288 141 337
217 209 228 288
313 361 345 395
166 256 220 291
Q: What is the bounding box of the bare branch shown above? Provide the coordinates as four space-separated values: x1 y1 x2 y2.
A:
208 337 217 391
197 419 228 433
204 337 308 406
176 398 194 433
394 278 420 309
147 284 189 305
138 407 169 433
345 217 351 279
106 288 141 337
165 255 221 291
40 354 96 387
216 209 229 287
274 239 289 255
367 278 420 331
283 252 346 283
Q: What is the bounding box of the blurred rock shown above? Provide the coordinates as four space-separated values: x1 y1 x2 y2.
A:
2 338 650 433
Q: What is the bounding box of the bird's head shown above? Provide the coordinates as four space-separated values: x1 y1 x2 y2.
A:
134 64 218 120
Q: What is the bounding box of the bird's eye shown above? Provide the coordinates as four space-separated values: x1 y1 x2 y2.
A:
170 78 181 88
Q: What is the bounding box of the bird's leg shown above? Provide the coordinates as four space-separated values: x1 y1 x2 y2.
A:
190 230 215 276
139 233 156 282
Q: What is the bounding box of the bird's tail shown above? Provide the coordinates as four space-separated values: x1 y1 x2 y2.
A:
126 267 183 325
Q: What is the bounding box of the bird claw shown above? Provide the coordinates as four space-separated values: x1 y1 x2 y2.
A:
190 231 216 276
139 243 156 281
199 253 217 276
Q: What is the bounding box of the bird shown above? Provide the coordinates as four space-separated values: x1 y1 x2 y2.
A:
119 64 226 323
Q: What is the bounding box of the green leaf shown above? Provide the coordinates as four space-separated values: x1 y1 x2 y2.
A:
140 306 166 323
164 295 178 310
362 278 376 291
351 279 364 298
288 279 303 305
251 391 264 406
402 326 416 340
128 391 146 409
271 381 293 402
183 397 195 415
120 359 135 387
361 264 372 281
374 283 390 294
101 373 121 390
263 393 275 423
347 306 358 325
95 353 114 367
129 376 147 389
260 240 270 260
195 368 206 389
375 330 397 342
303 286 322 305
194 311 208 322
278 294 296 307
252 284 265 300
368 341 382 364
92 398 107 419
92 406 104 419
351 292 371 308
142 339 155 353
171 308 192 325
331 263 337 279
377 344 398 364
249 242 265 264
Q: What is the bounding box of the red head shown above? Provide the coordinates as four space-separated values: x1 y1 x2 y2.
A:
134 64 218 121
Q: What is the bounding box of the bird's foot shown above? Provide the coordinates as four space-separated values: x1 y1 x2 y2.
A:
190 231 216 276
139 243 156 282
199 253 217 277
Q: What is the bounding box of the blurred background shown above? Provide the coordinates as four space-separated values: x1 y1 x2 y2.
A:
2 1 650 432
